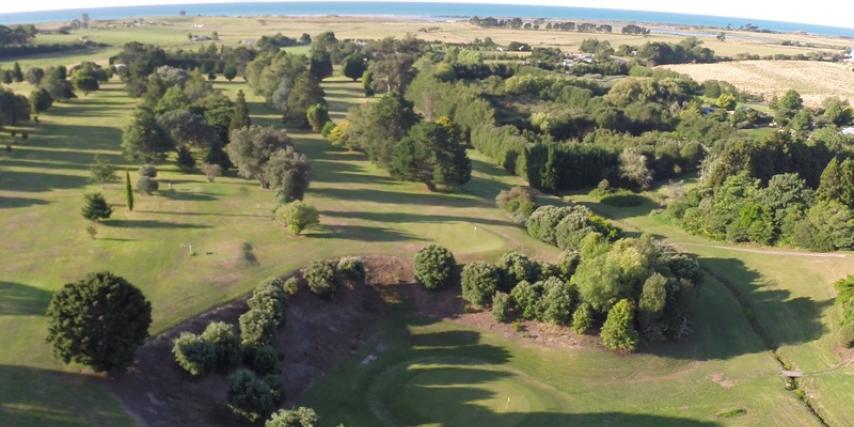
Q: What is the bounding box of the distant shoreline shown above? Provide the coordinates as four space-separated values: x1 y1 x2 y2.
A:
1 2 853 38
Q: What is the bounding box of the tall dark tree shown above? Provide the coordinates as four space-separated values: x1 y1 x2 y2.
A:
390 121 472 191
46 272 152 373
282 72 325 128
343 55 366 81
344 93 418 166
308 48 333 81
229 90 252 134
263 147 311 203
125 170 134 211
817 157 854 206
29 88 53 113
11 61 23 82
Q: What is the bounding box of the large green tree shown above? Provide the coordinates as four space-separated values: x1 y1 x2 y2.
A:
390 121 471 191
264 147 311 203
46 272 152 372
121 107 174 161
344 93 418 166
226 125 293 187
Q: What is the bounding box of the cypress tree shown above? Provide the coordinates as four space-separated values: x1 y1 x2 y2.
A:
81 192 112 221
540 144 558 193
817 157 844 203
125 170 134 211
229 90 251 134
12 62 23 82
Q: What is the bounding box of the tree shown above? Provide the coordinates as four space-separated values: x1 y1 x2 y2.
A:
509 280 541 320
283 72 325 128
496 252 538 291
223 63 238 81
305 103 329 132
25 67 45 85
226 125 293 186
172 332 215 376
125 170 134 211
81 192 112 221
772 89 803 125
600 298 640 352
202 163 222 182
414 245 458 290
40 67 75 100
122 107 173 161
29 88 53 113
491 291 514 322
266 407 319 427
239 309 278 347
72 74 99 96
571 302 595 334
461 262 501 309
229 90 252 134
389 121 472 191
89 154 117 183
279 200 319 235
834 275 854 348
367 54 416 94
176 146 196 171
619 148 652 190
137 165 160 194
343 55 366 81
264 147 311 203
202 321 243 371
156 110 216 149
716 93 737 111
303 260 339 298
309 48 333 80
638 273 668 341
227 369 277 422
12 61 23 82
343 93 417 166
817 157 854 206
822 98 853 127
540 277 575 326
46 272 152 372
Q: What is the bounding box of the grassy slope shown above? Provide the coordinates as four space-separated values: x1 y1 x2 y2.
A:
570 191 854 426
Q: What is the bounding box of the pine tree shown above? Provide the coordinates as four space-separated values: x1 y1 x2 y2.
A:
176 146 196 171
600 299 639 352
540 144 558 193
125 170 134 211
229 90 251 134
81 192 112 221
817 157 846 204
12 62 23 82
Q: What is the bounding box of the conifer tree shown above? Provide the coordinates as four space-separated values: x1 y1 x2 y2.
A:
125 170 134 211
81 192 112 221
229 90 252 134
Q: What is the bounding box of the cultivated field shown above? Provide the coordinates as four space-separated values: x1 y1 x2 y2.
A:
664 60 854 106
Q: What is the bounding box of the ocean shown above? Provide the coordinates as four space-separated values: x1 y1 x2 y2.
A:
0 2 852 37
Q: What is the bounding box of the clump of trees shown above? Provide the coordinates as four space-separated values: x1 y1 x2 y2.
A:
245 50 326 127
526 204 620 251
46 272 152 372
227 126 312 203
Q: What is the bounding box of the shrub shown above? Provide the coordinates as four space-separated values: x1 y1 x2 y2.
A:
510 280 542 320
461 262 501 309
89 154 116 183
201 321 242 371
245 345 280 375
540 277 575 326
556 250 580 278
283 277 300 296
81 192 112 221
496 252 538 291
413 245 457 291
495 186 536 222
202 163 222 182
279 201 319 235
491 291 514 323
526 206 567 245
336 256 366 285
248 279 288 324
266 407 319 427
227 369 276 422
320 121 336 138
136 176 159 194
138 164 157 177
46 272 151 372
303 260 338 298
306 103 329 132
239 309 279 347
600 299 640 352
172 332 216 376
835 275 854 348
571 302 595 334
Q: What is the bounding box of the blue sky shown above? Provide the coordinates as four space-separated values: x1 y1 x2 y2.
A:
0 0 849 29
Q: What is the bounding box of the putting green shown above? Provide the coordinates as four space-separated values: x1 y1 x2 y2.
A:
369 357 573 427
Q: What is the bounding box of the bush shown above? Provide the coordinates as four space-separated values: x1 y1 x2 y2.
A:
266 407 319 427
248 279 288 324
239 309 279 347
279 201 320 235
491 291 514 323
202 163 222 182
283 277 300 296
172 332 216 376
600 299 640 352
461 262 501 309
413 245 458 291
81 192 112 221
46 272 151 372
138 164 157 177
245 344 280 375
227 369 276 422
540 277 575 326
136 176 159 194
201 321 242 371
556 250 580 278
306 103 329 132
320 121 336 138
571 302 595 334
496 252 538 291
510 280 542 320
336 256 366 285
303 260 338 298
495 186 536 222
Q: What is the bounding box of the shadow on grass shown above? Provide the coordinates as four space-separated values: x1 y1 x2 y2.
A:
101 219 211 229
312 187 486 208
157 190 218 202
0 169 88 192
312 224 425 242
0 196 49 209
576 195 660 221
323 210 513 228
0 282 51 316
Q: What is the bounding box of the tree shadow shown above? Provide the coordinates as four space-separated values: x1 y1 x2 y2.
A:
0 169 88 192
643 256 831 361
323 210 514 228
575 195 660 221
0 282 52 316
0 196 49 209
311 224 425 242
157 189 218 202
101 219 212 229
311 187 486 208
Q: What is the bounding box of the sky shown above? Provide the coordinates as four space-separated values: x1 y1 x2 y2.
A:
0 0 850 29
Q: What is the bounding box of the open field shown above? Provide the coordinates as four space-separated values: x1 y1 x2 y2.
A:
3 15 852 69
663 60 854 106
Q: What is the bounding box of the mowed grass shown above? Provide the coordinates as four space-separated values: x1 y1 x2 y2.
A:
570 189 854 426
0 70 555 426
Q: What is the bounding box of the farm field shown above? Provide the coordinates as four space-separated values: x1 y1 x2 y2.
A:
663 60 854 106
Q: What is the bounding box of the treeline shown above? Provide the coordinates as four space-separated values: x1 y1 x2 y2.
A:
0 41 109 59
468 16 620 33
